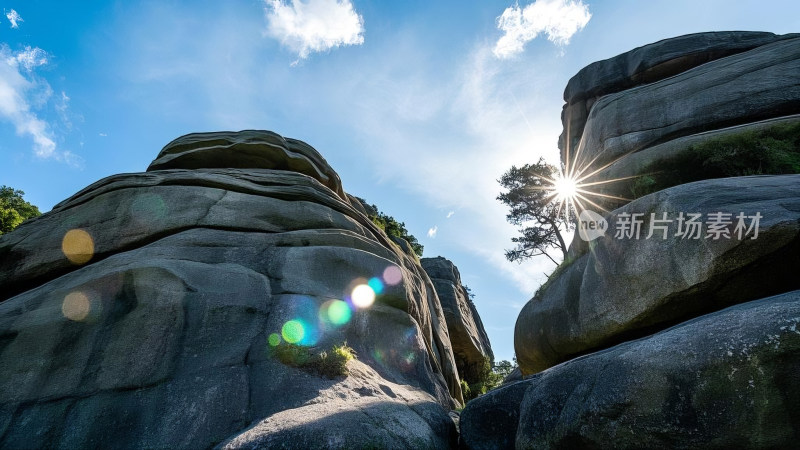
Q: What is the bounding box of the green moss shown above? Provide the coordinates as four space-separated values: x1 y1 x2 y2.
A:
271 342 356 378
631 121 800 198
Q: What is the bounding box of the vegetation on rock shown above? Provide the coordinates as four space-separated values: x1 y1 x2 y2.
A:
631 121 800 198
272 341 356 378
0 186 41 234
461 357 518 403
497 158 572 265
355 196 424 257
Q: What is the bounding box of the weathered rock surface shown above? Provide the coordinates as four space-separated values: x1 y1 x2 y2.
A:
461 31 800 449
463 290 800 449
585 114 800 202
421 257 493 383
0 130 466 448
515 174 800 375
571 36 800 171
559 32 800 168
147 129 348 200
564 31 796 103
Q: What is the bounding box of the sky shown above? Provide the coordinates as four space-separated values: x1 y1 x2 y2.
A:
1 0 798 362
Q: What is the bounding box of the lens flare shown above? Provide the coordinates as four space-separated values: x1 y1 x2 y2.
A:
368 277 384 294
268 333 281 347
553 174 578 202
281 320 305 344
327 300 352 325
383 265 403 285
351 284 376 308
62 229 94 265
62 291 91 322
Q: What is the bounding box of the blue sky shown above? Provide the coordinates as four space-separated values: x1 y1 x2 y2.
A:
1 0 798 362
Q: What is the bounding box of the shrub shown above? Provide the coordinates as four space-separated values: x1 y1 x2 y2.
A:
353 196 424 257
631 121 800 198
271 341 356 378
0 186 41 234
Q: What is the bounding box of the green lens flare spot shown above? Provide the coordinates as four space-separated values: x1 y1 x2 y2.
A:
281 320 305 344
268 333 281 347
327 300 352 325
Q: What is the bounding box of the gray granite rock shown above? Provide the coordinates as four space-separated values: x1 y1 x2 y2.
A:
570 37 800 172
558 31 798 160
463 290 800 449
0 130 464 449
515 175 800 375
421 257 494 384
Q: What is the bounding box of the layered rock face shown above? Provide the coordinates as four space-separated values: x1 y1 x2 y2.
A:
462 32 800 448
0 130 473 448
421 257 493 384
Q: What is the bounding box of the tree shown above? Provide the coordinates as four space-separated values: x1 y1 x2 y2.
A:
0 186 41 234
497 158 572 265
492 359 516 379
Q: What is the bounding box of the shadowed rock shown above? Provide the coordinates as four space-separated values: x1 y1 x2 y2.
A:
421 257 494 383
0 130 467 449
463 290 800 449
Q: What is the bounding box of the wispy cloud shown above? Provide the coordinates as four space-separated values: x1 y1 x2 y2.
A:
345 39 564 294
446 211 455 218
5 9 22 29
263 0 364 61
8 46 48 71
494 0 591 59
427 225 438 238
0 45 80 165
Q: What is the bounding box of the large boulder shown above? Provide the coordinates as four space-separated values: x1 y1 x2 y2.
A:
558 31 798 159
584 114 800 203
514 174 800 375
463 290 800 449
0 131 464 448
421 257 494 383
570 36 800 172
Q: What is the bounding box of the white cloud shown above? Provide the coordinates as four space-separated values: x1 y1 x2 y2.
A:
494 0 591 59
0 45 79 164
263 0 364 60
7 46 48 71
5 9 22 29
446 211 455 218
427 225 438 238
99 132 107 137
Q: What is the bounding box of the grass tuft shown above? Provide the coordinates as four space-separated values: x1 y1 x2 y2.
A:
271 341 356 378
631 121 800 198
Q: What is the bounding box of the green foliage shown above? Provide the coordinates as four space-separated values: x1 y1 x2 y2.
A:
460 379 470 399
497 158 571 265
631 121 800 198
462 358 518 403
272 341 356 378
0 186 41 234
355 196 424 257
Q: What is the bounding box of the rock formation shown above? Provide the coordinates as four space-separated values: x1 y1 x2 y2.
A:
0 130 490 448
462 31 800 448
421 257 493 384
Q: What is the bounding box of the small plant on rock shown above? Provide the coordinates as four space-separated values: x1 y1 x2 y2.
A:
271 341 356 379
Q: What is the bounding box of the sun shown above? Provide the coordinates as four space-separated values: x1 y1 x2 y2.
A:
552 174 578 203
